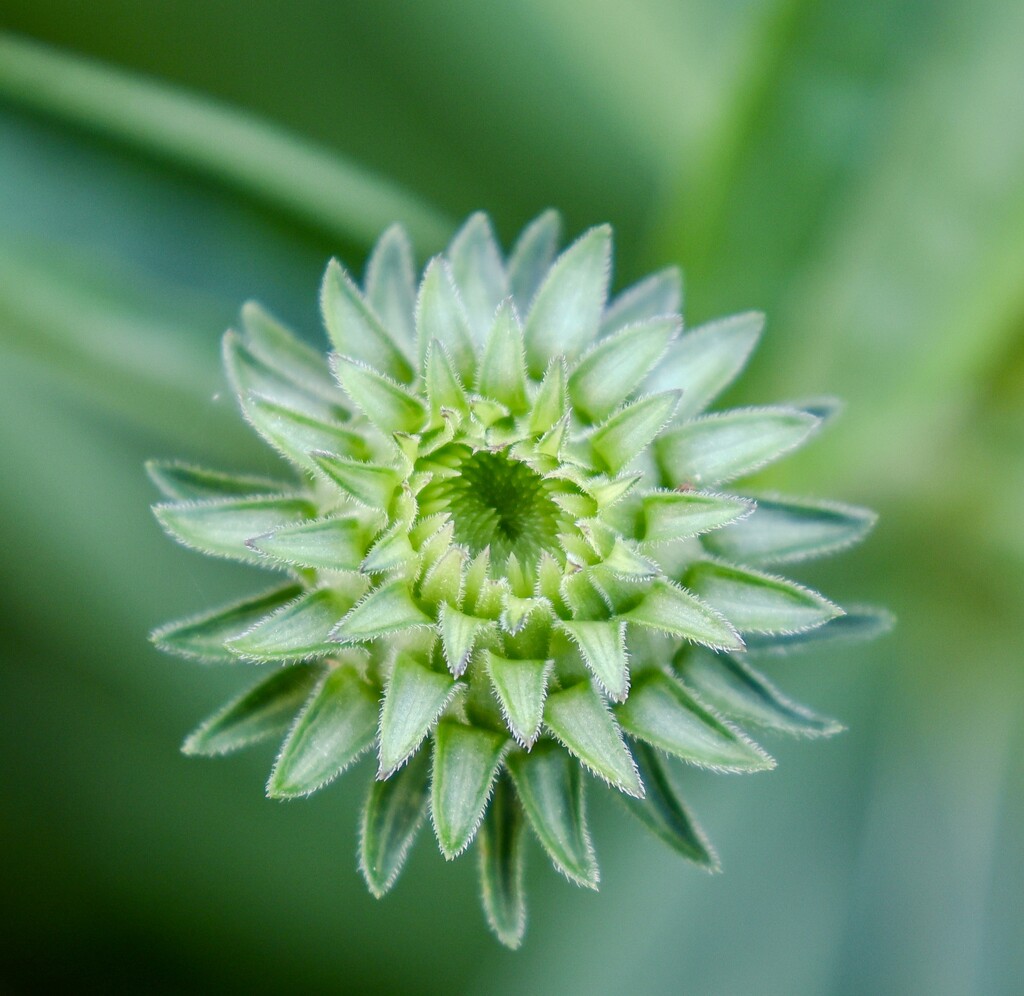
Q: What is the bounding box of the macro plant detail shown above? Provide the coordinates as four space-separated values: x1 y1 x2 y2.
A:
149 210 884 949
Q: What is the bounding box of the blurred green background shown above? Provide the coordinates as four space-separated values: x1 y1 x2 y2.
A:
1 2 1022 993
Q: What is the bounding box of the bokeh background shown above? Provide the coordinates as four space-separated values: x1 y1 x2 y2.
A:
1 3 1022 993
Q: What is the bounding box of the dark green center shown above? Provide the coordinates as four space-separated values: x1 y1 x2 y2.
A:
436 450 563 566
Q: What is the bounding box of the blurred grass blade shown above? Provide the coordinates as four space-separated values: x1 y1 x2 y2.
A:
0 32 452 249
0 241 255 456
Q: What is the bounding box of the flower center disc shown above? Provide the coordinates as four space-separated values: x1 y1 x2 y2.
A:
433 450 563 567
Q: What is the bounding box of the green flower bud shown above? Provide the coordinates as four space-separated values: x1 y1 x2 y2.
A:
150 211 887 949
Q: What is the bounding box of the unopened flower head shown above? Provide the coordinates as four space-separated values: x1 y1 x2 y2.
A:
150 211 886 948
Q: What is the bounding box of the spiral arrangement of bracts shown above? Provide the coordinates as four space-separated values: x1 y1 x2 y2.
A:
150 211 886 948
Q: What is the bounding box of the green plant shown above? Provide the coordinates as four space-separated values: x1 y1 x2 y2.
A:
150 211 885 948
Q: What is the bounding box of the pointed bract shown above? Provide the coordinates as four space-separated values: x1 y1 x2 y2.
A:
332 355 426 435
431 721 508 858
685 560 843 635
641 490 753 544
702 495 877 566
625 580 743 651
646 312 763 421
590 392 680 474
507 209 561 315
478 775 527 949
620 742 718 869
365 224 417 345
656 407 821 488
248 515 367 571
507 742 598 888
486 652 552 748
544 682 643 797
416 259 477 381
334 581 433 644
523 225 611 377
154 496 315 565
378 655 459 777
601 267 682 335
146 461 291 502
557 619 629 702
478 301 529 412
570 316 679 423
268 664 379 797
183 665 320 756
679 650 842 737
617 671 773 772
228 587 358 662
360 748 430 898
448 212 507 340
151 584 303 662
321 259 413 382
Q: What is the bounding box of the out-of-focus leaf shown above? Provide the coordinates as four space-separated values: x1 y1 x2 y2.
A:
506 741 598 888
359 748 430 898
183 664 320 757
679 649 842 737
151 584 304 662
703 495 876 565
477 774 527 950
619 741 719 869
